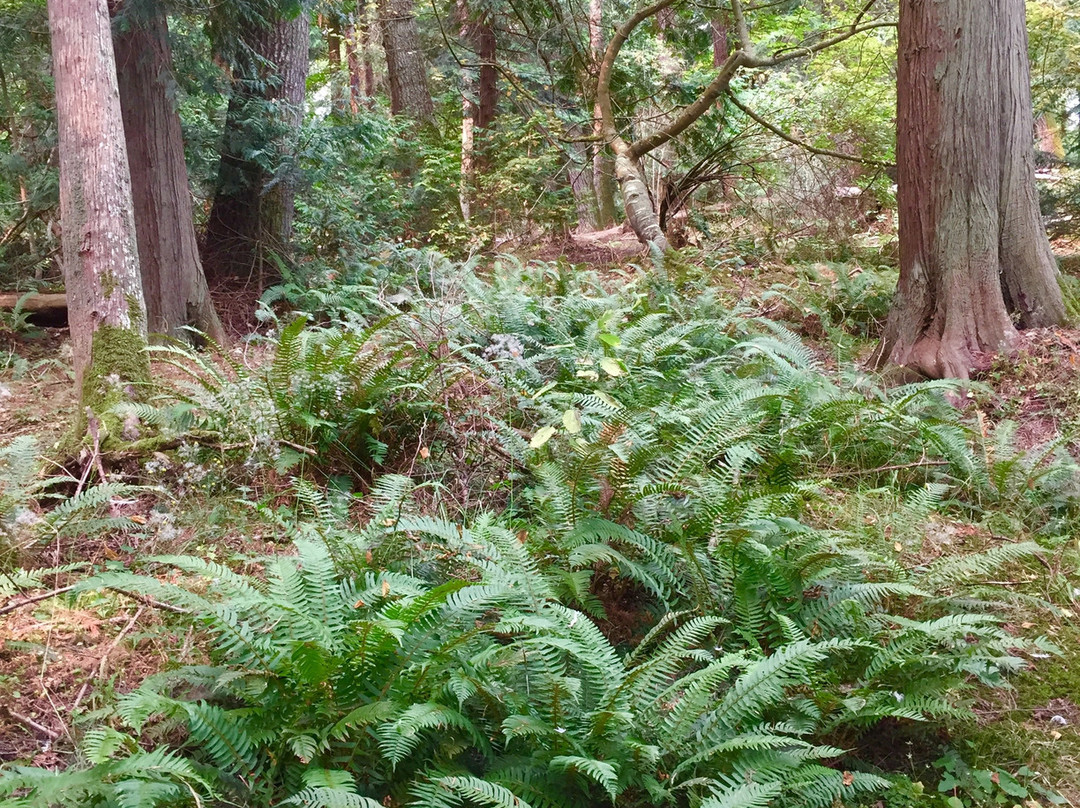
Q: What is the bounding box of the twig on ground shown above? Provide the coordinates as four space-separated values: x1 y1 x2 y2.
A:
106 588 190 614
828 459 951 478
97 605 143 679
4 707 60 740
0 584 76 616
72 606 145 714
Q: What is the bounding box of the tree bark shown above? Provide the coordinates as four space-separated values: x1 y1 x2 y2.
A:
711 13 729 67
327 18 347 116
997 3 1066 327
358 12 376 101
344 20 369 112
377 0 434 123
113 3 225 343
877 0 1065 379
47 0 150 414
203 8 309 287
459 0 475 223
589 0 617 229
475 14 496 130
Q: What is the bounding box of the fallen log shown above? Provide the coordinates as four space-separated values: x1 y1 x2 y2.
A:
0 292 67 313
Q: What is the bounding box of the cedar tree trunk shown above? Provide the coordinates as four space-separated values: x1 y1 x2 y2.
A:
377 0 434 123
48 0 150 414
877 0 1066 379
344 20 370 112
203 8 309 287
113 4 225 343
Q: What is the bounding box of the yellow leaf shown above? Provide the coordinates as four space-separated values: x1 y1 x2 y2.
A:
530 425 557 448
563 408 582 434
600 357 624 377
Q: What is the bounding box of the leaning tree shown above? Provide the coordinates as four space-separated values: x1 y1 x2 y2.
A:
595 0 893 249
876 0 1066 379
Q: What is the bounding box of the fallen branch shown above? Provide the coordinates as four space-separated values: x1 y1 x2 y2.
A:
105 588 191 614
827 459 951 478
4 706 61 740
0 585 76 617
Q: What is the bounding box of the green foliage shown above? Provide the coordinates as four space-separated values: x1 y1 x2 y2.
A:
5 251 1079 808
1 499 1035 808
140 312 438 474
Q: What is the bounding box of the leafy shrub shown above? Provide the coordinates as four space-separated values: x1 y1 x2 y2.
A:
0 494 1042 808
136 314 439 475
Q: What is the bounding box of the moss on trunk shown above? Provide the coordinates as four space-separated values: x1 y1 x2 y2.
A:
78 324 150 442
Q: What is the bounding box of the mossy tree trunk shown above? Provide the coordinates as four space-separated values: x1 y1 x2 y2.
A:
876 0 1066 379
112 1 225 343
48 0 150 419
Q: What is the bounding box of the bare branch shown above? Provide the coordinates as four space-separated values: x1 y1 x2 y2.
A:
628 52 744 158
0 585 76 617
727 91 894 168
730 0 752 53
745 18 896 68
596 0 684 150
4 707 60 740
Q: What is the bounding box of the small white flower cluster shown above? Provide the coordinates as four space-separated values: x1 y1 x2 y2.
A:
146 509 179 543
175 442 212 491
13 508 41 527
483 333 525 362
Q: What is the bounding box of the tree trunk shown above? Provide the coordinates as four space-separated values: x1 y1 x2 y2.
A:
589 0 617 228
113 4 225 343
475 14 496 130
47 0 150 415
203 9 309 287
344 20 366 113
377 0 434 123
358 11 376 101
615 153 667 249
997 4 1066 327
877 0 1065 379
327 18 347 116
569 136 599 231
711 13 729 67
459 1 475 223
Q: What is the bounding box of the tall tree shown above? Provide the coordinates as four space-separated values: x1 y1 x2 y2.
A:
203 2 310 286
346 8 376 109
377 0 434 122
48 0 150 415
876 0 1066 379
473 10 496 130
457 0 497 222
113 0 225 343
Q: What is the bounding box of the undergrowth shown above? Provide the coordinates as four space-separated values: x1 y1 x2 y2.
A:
1 248 1078 808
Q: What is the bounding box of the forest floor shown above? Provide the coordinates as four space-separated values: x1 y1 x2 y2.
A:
2 246 1080 804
